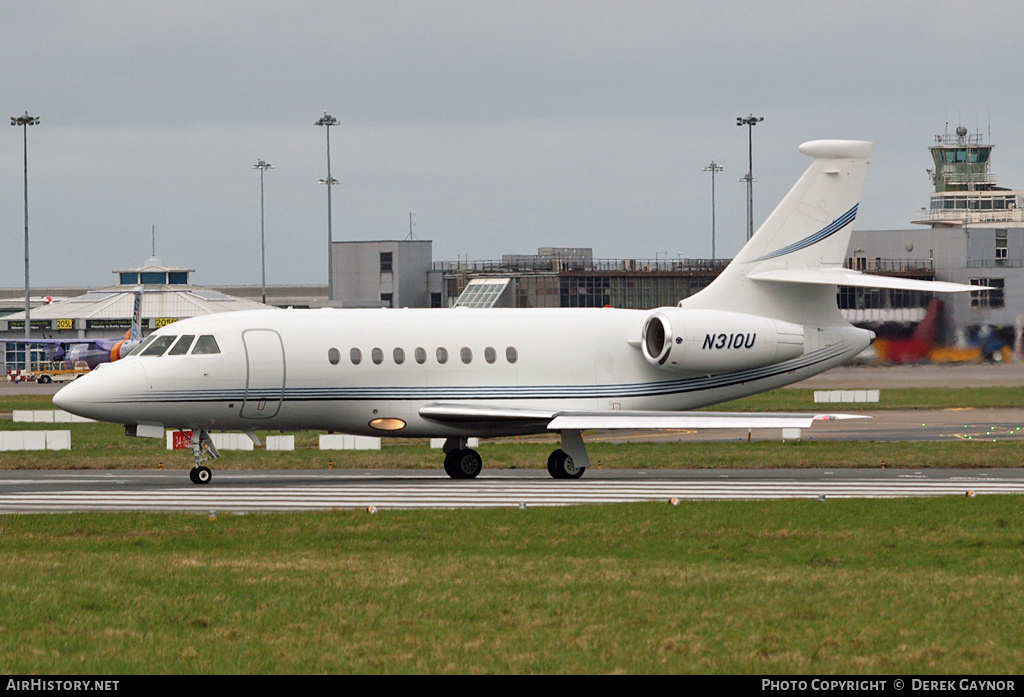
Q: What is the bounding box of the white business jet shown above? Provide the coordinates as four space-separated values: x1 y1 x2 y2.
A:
53 140 976 484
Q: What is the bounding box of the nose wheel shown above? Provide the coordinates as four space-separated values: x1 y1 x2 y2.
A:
189 465 212 484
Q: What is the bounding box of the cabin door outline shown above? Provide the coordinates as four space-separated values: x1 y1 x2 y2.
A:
240 329 285 419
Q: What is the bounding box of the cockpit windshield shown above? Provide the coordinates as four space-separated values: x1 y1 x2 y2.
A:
140 335 176 357
127 335 158 356
130 333 221 357
191 335 220 354
168 335 195 355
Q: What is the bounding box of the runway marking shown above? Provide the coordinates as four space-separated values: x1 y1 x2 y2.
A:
1 477 1022 512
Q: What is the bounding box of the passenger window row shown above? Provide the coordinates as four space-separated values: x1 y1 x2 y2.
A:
328 346 518 366
132 334 221 357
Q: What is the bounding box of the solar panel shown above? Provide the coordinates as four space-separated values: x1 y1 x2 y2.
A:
189 290 232 301
68 292 118 303
453 279 512 308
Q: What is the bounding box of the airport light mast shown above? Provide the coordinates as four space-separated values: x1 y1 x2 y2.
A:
316 111 339 302
251 158 274 305
10 112 39 343
736 113 763 240
702 160 723 258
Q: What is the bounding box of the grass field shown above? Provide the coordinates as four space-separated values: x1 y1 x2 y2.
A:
1 497 1022 674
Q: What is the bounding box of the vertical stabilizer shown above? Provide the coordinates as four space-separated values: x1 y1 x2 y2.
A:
130 286 143 342
681 140 873 325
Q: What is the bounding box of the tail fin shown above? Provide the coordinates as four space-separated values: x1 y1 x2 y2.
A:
129 286 143 342
911 298 943 344
681 140 873 325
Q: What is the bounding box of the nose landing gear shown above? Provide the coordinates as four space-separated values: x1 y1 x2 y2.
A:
186 429 220 485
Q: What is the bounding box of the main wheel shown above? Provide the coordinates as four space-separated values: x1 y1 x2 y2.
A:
445 448 482 479
443 450 461 478
547 449 585 479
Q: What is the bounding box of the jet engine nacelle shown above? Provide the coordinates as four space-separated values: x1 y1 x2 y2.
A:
641 309 805 373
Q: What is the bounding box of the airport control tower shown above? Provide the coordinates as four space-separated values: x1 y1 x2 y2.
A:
912 124 1024 227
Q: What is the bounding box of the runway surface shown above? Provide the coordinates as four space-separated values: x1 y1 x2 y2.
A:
2 363 1022 512
1 468 1021 513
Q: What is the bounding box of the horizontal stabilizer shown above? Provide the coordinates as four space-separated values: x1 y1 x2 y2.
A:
747 268 986 293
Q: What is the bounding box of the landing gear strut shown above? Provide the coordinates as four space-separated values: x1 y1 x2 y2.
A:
441 438 483 479
186 428 220 485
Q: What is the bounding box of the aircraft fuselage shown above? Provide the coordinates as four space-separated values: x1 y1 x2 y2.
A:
54 307 872 438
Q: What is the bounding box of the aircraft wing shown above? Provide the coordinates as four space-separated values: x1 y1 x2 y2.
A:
419 402 865 431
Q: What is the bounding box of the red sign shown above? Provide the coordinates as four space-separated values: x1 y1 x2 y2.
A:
171 430 193 449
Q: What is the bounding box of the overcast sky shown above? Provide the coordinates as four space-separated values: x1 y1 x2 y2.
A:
3 1 1023 289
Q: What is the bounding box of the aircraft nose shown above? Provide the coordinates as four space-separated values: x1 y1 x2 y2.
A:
53 360 147 424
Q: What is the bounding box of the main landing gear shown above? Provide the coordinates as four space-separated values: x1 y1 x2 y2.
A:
547 449 585 479
186 428 220 485
440 430 591 480
442 438 483 479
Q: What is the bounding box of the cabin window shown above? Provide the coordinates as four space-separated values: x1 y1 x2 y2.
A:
350 348 362 365
371 348 383 365
168 335 196 356
192 335 221 355
328 348 341 365
141 335 176 357
393 348 405 364
484 347 496 364
436 347 448 364
460 347 473 364
415 347 426 364
505 346 518 364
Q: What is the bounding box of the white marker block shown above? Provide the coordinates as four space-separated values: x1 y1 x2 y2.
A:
319 434 381 450
45 431 71 450
266 435 295 451
429 437 480 449
22 431 47 450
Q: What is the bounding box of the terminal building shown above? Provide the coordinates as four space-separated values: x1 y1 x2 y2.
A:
1 258 271 369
